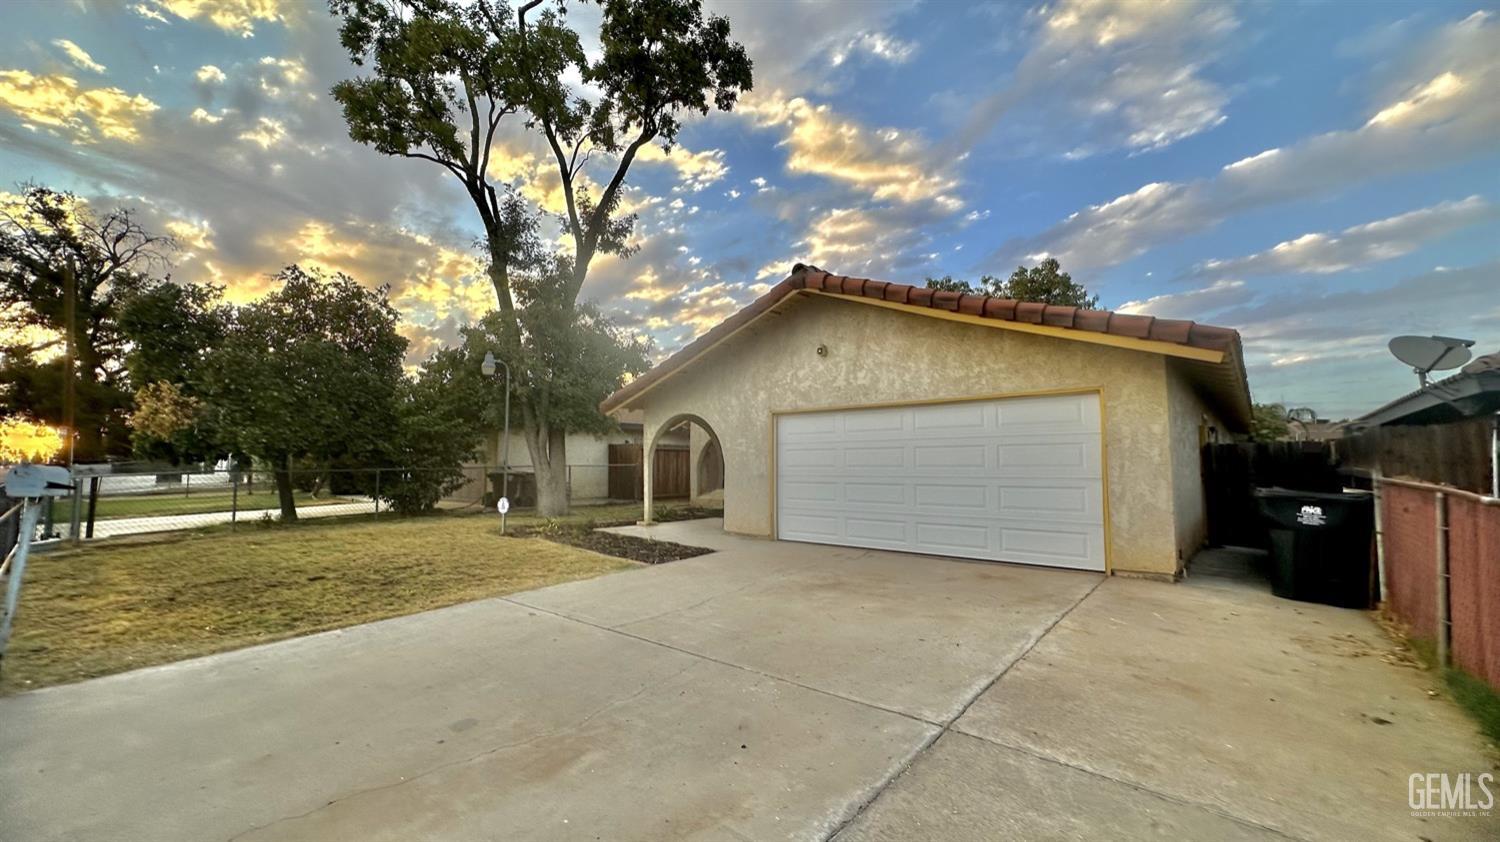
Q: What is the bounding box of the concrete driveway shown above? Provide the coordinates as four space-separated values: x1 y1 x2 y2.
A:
1 520 1494 841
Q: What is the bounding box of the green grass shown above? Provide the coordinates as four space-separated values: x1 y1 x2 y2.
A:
51 487 350 521
1446 669 1500 744
1405 636 1500 744
0 505 649 695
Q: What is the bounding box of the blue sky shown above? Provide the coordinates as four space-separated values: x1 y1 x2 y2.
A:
2 0 1497 418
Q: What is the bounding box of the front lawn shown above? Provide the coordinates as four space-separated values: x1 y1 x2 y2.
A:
0 507 643 694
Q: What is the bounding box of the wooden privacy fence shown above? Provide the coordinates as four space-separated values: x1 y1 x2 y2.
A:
1338 417 1494 494
1378 478 1500 691
1202 441 1343 548
606 444 690 501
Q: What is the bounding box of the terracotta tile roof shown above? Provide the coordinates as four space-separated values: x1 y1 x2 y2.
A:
796 266 1239 352
601 264 1246 416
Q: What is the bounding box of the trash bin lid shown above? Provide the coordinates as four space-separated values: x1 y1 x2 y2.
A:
1253 487 1373 530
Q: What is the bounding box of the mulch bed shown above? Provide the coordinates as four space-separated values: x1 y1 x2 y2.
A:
509 505 722 564
532 528 715 564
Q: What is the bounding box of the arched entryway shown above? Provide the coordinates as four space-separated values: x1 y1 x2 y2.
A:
696 436 724 500
642 412 723 524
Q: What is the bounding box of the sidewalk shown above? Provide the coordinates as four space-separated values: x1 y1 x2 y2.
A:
86 499 375 539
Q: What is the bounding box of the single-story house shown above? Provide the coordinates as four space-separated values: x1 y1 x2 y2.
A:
446 414 695 506
601 265 1252 579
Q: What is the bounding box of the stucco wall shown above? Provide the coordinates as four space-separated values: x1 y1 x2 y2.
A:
636 293 1195 576
1164 359 1224 573
482 431 630 502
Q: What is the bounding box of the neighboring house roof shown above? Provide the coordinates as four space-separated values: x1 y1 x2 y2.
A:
1351 351 1500 429
602 265 1252 430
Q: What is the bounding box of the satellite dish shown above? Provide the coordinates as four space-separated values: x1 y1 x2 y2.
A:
1389 335 1475 387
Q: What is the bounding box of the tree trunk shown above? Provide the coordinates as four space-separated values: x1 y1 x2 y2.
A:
273 467 298 522
524 427 570 517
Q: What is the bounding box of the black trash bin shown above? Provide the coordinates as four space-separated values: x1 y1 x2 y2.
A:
1252 488 1376 609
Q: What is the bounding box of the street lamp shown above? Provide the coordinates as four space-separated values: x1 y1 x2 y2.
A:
481 351 512 533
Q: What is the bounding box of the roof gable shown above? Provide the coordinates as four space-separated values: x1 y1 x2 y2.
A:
603 265 1251 430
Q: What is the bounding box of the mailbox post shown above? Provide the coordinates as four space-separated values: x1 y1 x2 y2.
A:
1 464 76 664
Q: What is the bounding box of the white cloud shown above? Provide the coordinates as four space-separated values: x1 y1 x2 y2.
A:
703 0 918 91
831 31 916 66
195 65 226 84
237 116 286 149
634 143 729 191
1116 280 1251 320
133 0 292 37
0 70 159 143
51 40 105 74
989 10 1500 270
1185 196 1497 280
953 0 1236 157
741 92 962 210
1225 261 1500 416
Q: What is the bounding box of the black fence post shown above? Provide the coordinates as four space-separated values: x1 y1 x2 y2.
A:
85 476 100 539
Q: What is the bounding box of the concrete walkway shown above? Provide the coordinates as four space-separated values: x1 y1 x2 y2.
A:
86 498 375 539
1 523 1493 841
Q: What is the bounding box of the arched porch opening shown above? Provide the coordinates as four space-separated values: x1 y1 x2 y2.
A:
696 436 724 499
642 412 722 525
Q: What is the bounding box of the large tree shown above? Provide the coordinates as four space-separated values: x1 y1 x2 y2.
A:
0 186 173 460
197 266 406 521
329 0 752 514
925 259 1100 309
118 281 230 464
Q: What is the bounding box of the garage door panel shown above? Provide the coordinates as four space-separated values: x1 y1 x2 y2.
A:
914 521 992 553
780 480 840 504
844 446 906 468
781 445 841 471
846 517 908 543
996 394 1099 433
843 409 906 434
779 413 840 439
912 483 988 510
912 443 988 471
912 402 988 431
996 484 1102 522
999 525 1098 567
995 438 1101 478
776 393 1106 571
844 482 907 505
779 513 841 539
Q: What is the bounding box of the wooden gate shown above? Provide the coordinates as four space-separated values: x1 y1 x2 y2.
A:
607 444 690 500
1202 441 1342 548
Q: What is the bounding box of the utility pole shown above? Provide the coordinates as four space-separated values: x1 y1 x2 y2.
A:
63 258 76 467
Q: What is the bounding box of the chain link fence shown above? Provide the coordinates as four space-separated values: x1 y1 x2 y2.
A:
7 461 649 545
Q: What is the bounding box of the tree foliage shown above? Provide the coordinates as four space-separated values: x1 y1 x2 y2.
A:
126 380 213 464
116 281 230 463
119 281 228 387
0 186 174 460
329 0 751 514
924 259 1099 309
198 266 406 520
1250 403 1291 443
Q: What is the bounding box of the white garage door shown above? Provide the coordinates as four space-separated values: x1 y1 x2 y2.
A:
776 393 1106 571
